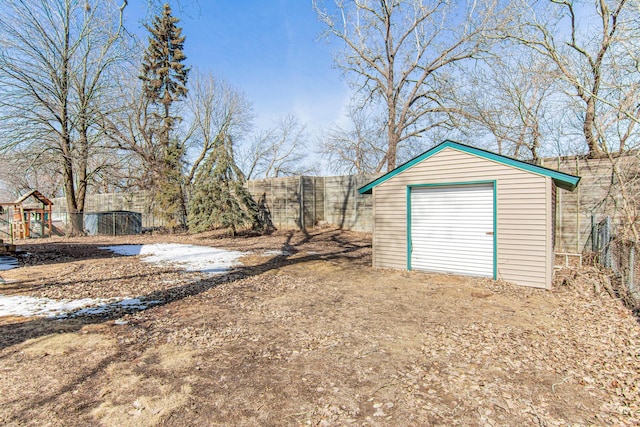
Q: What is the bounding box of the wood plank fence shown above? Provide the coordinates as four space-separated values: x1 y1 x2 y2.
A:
49 174 377 234
47 153 640 254
246 175 375 232
540 154 640 253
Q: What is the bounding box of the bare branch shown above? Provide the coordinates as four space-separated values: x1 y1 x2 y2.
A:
315 0 512 170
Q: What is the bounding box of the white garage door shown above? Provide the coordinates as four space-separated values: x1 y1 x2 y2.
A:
410 184 494 277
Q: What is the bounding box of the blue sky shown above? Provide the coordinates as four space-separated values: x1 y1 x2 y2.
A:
126 0 350 132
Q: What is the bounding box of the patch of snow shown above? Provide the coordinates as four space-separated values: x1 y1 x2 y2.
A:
100 244 143 256
0 243 245 319
0 294 112 317
100 243 247 274
0 294 160 318
0 256 18 271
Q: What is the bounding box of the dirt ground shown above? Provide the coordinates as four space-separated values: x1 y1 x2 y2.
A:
0 228 638 426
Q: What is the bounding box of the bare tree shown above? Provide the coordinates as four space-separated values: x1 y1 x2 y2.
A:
314 0 512 171
510 0 640 156
241 115 313 179
509 0 640 242
458 54 561 161
0 150 63 200
183 69 253 185
72 1 132 214
319 105 386 174
102 66 165 190
0 0 129 235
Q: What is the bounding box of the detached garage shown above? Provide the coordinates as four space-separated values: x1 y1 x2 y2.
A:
358 140 580 289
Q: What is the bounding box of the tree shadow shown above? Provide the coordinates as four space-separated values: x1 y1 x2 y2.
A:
0 270 179 293
13 242 132 267
0 229 370 350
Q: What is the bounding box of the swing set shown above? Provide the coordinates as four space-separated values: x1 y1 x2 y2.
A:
0 190 54 242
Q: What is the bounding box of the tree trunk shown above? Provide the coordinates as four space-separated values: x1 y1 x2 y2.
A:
387 127 398 172
77 117 89 214
386 91 398 171
584 97 602 157
61 0 81 236
62 149 82 236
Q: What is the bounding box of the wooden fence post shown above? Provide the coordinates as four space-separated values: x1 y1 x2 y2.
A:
299 176 304 230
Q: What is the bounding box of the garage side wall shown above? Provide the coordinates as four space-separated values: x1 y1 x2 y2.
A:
373 147 550 289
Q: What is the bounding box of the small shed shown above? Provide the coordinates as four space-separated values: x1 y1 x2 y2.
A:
358 140 581 289
84 211 142 236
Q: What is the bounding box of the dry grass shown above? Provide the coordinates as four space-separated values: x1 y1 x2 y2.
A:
0 228 638 426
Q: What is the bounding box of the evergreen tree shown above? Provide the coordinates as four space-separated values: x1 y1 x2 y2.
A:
139 3 189 229
158 137 186 229
188 132 262 235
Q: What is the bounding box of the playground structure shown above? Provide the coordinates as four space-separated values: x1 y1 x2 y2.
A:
0 190 54 242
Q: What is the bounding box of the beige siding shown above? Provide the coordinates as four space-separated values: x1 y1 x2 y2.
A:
373 147 551 289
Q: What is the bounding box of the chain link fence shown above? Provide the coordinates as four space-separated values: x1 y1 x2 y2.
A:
590 216 640 310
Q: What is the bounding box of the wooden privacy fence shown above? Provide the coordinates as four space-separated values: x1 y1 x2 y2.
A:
540 153 640 254
48 151 640 252
50 174 377 234
246 175 375 232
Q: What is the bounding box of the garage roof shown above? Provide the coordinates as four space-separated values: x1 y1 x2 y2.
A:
358 140 581 194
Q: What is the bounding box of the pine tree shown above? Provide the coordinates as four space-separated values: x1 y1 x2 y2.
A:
139 3 189 229
188 132 262 235
157 137 186 229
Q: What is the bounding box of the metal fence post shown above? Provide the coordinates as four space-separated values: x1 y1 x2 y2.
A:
591 215 596 253
603 216 611 269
